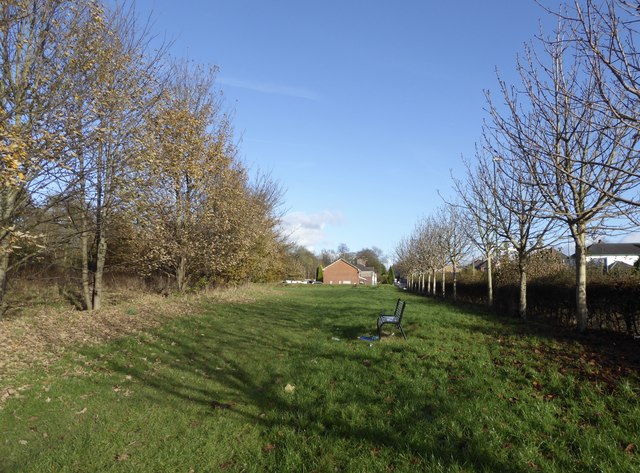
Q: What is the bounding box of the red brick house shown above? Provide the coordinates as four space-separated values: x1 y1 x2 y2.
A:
323 258 361 285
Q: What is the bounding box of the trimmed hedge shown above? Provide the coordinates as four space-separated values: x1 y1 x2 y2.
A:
412 279 640 336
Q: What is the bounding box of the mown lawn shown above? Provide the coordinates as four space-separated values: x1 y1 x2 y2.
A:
1 285 639 472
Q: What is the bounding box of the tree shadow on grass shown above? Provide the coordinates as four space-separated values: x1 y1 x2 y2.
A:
90 298 528 472
411 294 640 391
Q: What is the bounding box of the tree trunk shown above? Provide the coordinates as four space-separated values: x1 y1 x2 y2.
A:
0 189 18 313
441 267 446 298
518 265 527 320
81 223 92 311
177 254 187 292
452 261 458 301
92 231 107 310
427 271 432 296
0 249 10 315
432 269 437 295
486 252 493 307
80 164 93 310
574 231 588 332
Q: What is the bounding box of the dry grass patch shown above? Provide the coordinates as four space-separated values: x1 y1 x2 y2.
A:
0 283 278 398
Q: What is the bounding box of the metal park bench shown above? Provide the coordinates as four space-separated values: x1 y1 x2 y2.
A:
377 298 407 340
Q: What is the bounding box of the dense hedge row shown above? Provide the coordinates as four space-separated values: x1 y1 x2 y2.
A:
410 279 640 336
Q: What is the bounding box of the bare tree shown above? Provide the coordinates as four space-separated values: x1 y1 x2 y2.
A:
541 1 640 212
395 218 441 295
480 113 557 319
490 20 638 331
393 236 414 288
413 218 437 295
451 152 500 306
435 204 472 302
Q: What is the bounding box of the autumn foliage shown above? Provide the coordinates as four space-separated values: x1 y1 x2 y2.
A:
0 1 287 313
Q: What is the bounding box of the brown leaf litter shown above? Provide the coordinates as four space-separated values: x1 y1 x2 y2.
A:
0 285 269 406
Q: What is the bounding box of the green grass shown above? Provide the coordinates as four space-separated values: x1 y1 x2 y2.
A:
1 285 639 472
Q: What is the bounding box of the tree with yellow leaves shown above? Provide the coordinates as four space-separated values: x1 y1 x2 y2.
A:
133 60 285 290
0 0 89 311
59 1 165 310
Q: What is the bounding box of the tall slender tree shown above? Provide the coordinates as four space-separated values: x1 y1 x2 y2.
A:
451 153 500 307
0 0 90 311
65 1 164 309
489 20 638 330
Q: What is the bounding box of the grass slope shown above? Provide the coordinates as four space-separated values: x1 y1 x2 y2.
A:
1 285 638 472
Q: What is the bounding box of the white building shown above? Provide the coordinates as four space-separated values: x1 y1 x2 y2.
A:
580 242 640 271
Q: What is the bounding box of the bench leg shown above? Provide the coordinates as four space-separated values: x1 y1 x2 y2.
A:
398 324 407 340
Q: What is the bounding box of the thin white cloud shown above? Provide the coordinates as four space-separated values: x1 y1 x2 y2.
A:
219 77 322 101
281 211 344 251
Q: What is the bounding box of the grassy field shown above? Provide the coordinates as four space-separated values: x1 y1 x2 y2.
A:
1 284 639 472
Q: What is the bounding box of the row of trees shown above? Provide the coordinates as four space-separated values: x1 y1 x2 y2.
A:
395 0 640 332
1 1 286 313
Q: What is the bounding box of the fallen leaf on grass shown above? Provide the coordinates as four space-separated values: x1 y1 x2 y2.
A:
262 444 276 453
284 383 295 393
115 453 129 461
211 400 235 410
75 407 87 415
362 359 371 367
625 443 635 455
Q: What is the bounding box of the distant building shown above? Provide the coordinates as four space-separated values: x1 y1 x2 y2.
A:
355 259 378 286
574 242 640 272
323 258 378 285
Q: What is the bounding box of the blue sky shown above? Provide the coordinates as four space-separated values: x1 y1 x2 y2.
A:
132 0 560 262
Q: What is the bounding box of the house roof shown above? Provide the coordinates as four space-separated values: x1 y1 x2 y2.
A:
609 260 634 270
355 263 376 272
323 258 360 272
586 243 640 256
